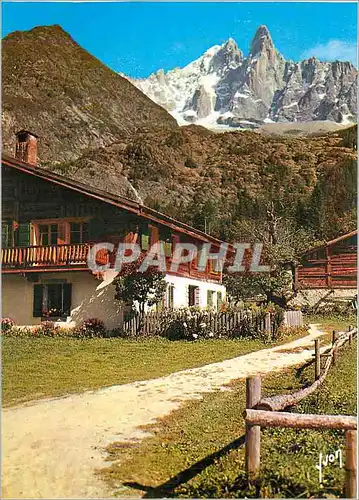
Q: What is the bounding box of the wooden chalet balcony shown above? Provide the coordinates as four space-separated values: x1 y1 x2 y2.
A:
1 243 108 272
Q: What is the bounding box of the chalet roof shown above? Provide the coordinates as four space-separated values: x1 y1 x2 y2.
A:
304 229 357 256
2 153 226 246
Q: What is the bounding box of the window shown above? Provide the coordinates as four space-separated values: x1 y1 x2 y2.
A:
207 290 215 307
167 284 174 309
209 256 221 274
38 224 58 246
188 285 200 307
70 222 89 244
33 283 72 318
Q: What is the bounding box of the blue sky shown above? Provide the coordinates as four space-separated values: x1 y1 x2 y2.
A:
2 2 357 77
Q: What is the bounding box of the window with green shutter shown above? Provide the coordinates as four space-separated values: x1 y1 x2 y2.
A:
2 222 11 248
17 223 31 247
207 290 214 307
33 283 72 318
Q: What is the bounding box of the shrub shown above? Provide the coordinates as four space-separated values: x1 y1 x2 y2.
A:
158 306 285 342
80 318 106 338
40 321 57 336
1 317 15 332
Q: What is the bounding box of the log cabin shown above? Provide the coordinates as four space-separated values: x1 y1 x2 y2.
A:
1 131 227 329
295 230 357 290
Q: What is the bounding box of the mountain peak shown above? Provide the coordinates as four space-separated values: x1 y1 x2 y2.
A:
209 37 243 72
131 24 357 129
222 38 238 50
250 25 274 56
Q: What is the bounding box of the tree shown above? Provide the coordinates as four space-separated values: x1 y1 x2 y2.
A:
113 257 167 334
224 270 292 307
224 211 317 307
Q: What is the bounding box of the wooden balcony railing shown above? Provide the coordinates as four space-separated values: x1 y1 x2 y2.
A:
1 244 109 270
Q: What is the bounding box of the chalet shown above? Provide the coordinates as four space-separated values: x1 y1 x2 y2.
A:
295 231 357 290
2 131 226 329
293 230 357 308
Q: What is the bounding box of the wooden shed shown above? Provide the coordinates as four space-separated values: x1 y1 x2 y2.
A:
296 230 357 289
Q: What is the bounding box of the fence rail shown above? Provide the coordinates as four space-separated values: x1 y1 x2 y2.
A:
122 309 280 338
244 327 357 497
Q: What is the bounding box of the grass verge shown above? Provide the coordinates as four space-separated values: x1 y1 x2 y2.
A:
2 329 307 407
100 340 356 498
305 315 356 335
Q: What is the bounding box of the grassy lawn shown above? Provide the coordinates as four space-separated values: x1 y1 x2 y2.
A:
2 332 307 407
100 340 357 498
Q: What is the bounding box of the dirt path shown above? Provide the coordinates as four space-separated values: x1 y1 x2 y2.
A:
2 326 327 499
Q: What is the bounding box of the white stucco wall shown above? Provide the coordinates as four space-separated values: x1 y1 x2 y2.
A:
1 271 123 330
2 272 226 328
164 275 226 309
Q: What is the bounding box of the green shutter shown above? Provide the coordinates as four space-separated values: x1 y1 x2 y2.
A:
164 241 172 257
217 291 223 310
141 224 149 250
207 290 213 307
17 223 31 247
63 283 72 316
33 284 43 317
169 285 174 309
141 234 149 251
2 222 10 248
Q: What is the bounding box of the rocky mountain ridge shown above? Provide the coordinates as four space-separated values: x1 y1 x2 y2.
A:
129 25 358 129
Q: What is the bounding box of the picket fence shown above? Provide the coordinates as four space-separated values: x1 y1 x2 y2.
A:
283 310 303 327
122 308 302 337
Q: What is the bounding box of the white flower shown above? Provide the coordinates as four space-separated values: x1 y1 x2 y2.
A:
199 323 206 329
192 333 198 339
183 322 187 328
208 332 214 338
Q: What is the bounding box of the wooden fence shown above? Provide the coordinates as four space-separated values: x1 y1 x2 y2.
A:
123 308 304 337
122 309 279 337
283 310 303 327
244 327 357 497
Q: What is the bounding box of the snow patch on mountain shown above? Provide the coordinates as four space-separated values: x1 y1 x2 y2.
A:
126 26 357 130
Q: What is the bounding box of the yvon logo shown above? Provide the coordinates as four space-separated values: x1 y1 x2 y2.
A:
316 449 343 484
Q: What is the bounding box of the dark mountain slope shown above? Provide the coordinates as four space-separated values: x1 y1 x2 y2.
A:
51 124 357 240
2 25 177 163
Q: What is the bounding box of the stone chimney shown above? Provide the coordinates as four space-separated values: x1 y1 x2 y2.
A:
15 130 38 166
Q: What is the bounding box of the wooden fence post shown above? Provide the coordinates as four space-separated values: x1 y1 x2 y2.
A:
245 376 261 480
332 330 338 365
345 429 357 499
314 339 321 381
264 313 271 336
